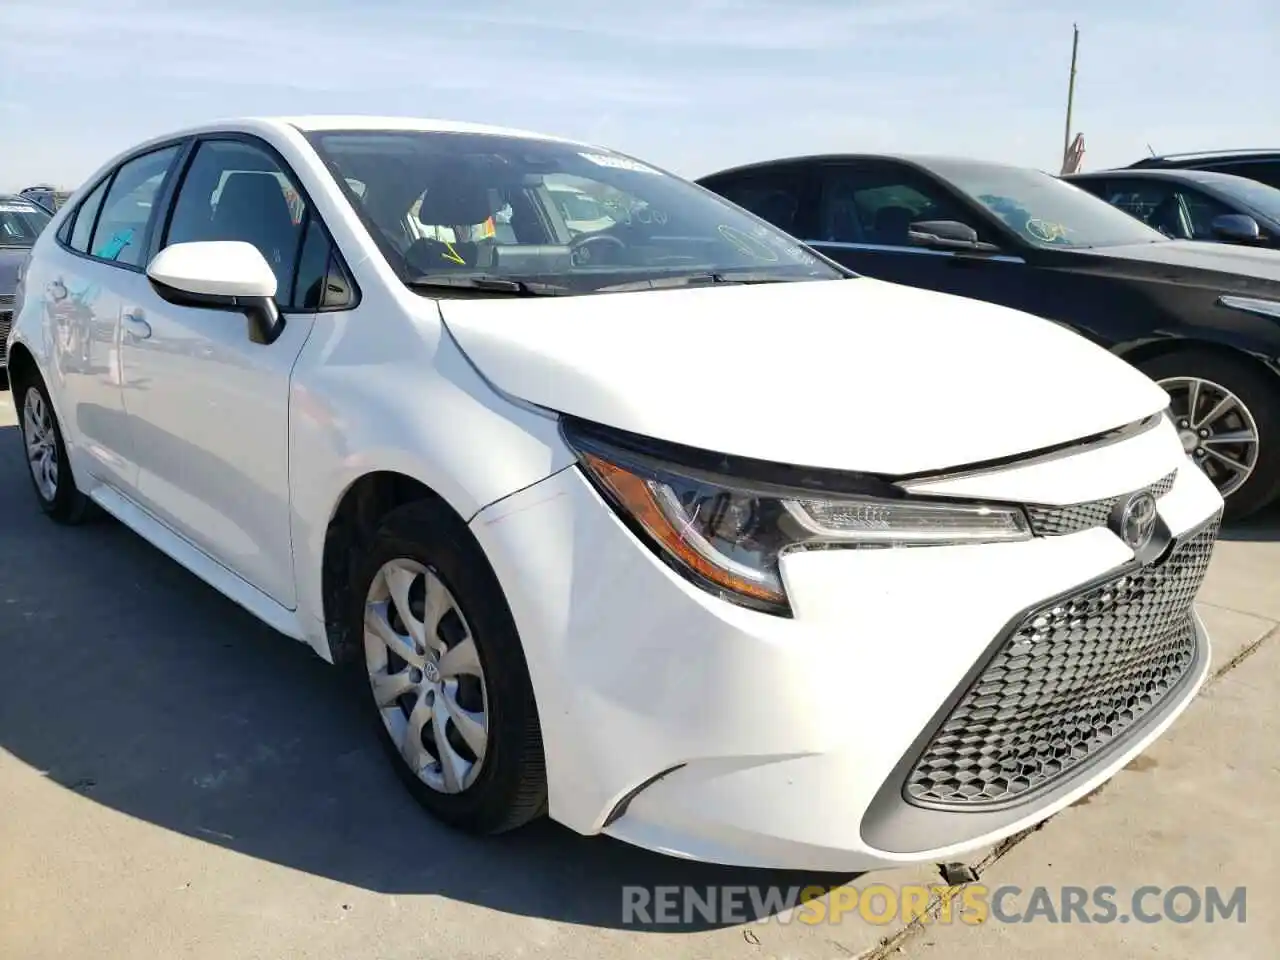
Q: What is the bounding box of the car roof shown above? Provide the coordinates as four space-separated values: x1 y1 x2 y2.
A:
1130 149 1280 166
140 115 589 150
1068 168 1261 186
698 153 1042 181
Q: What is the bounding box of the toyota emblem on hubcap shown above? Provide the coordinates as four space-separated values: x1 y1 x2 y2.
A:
1117 491 1158 551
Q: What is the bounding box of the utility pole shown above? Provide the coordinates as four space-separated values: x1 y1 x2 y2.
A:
1062 23 1080 167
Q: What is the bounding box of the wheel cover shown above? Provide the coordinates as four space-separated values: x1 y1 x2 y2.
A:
22 389 59 502
363 558 490 793
1158 376 1260 499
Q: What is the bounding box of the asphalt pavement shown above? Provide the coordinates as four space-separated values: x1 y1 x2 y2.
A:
1 380 1276 959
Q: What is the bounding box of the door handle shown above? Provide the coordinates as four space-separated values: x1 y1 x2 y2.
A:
122 312 152 340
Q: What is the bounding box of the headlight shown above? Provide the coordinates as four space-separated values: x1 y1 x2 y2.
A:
563 420 1032 616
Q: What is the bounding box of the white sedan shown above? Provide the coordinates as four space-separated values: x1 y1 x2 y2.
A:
5 116 1223 871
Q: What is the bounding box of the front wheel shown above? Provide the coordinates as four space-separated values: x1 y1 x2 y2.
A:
1138 350 1280 521
347 499 547 834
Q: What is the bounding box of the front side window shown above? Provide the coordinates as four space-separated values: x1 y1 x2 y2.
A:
1206 161 1280 191
165 139 308 305
0 198 52 248
307 130 841 295
1097 179 1190 238
930 160 1168 249
90 146 182 267
818 163 983 246
705 168 809 237
1178 189 1238 240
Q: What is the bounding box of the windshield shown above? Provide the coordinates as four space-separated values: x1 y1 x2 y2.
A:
306 130 842 293
1208 176 1280 224
0 198 52 247
930 161 1168 249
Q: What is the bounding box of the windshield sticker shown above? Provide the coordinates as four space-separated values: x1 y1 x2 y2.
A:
718 224 780 262
1026 218 1069 243
578 152 660 175
0 202 41 213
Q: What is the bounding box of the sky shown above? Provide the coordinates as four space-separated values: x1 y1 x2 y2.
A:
2 0 1277 192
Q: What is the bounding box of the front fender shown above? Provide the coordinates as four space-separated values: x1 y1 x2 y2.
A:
287 316 573 654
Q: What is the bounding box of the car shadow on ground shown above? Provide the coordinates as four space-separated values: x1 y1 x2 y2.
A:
1218 502 1280 542
0 422 852 932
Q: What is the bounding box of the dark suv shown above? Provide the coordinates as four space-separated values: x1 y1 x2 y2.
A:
1127 150 1280 190
1065 169 1280 250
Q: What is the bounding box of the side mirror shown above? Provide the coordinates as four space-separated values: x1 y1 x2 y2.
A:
146 241 285 345
908 220 1002 254
1210 213 1261 244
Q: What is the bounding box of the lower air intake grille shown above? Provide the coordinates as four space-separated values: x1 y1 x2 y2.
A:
0 308 13 366
904 513 1220 810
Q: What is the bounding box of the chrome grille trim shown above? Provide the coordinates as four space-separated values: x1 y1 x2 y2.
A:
1023 470 1178 538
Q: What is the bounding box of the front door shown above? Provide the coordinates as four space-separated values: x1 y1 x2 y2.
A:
805 160 1043 316
117 136 322 607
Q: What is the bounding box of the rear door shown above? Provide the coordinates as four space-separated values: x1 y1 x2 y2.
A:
38 143 186 495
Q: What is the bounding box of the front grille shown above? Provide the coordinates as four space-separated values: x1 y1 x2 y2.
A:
0 309 13 365
904 513 1219 810
1024 470 1177 537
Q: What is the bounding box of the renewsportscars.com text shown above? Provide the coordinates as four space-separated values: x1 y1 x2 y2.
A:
621 883 1247 926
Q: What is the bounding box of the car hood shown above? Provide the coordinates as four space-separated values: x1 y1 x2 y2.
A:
438 277 1171 475
1079 239 1280 287
0 246 30 295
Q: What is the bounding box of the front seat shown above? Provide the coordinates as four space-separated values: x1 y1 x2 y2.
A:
753 191 797 234
406 179 500 271
210 173 300 285
1147 195 1190 239
872 205 916 245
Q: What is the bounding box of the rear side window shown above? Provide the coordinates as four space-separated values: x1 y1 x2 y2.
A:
90 146 183 267
68 178 111 253
705 169 809 237
1206 161 1280 190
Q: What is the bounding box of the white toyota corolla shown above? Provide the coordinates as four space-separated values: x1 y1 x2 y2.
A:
6 117 1223 871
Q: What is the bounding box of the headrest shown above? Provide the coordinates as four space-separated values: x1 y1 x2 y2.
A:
216 173 293 224
416 181 499 227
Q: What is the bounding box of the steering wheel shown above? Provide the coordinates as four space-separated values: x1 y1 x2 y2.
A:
570 232 626 266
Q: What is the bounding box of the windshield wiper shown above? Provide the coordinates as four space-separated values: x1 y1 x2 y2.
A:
593 272 814 294
405 274 572 297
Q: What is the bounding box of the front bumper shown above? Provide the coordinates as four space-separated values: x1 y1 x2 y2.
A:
468 421 1224 871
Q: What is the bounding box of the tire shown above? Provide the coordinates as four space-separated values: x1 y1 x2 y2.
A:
13 372 94 525
347 498 547 834
1137 349 1280 522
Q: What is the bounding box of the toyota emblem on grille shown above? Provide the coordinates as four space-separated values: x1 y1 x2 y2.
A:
1117 491 1158 551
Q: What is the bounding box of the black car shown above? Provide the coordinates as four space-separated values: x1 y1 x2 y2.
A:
1065 168 1280 249
697 154 1280 519
1 194 54 373
1126 150 1280 191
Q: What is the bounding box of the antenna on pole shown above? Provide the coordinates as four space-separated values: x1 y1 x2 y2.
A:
1146 143 1157 157
1062 23 1080 168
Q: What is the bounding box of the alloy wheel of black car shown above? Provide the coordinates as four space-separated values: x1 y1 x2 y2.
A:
1140 350 1280 521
